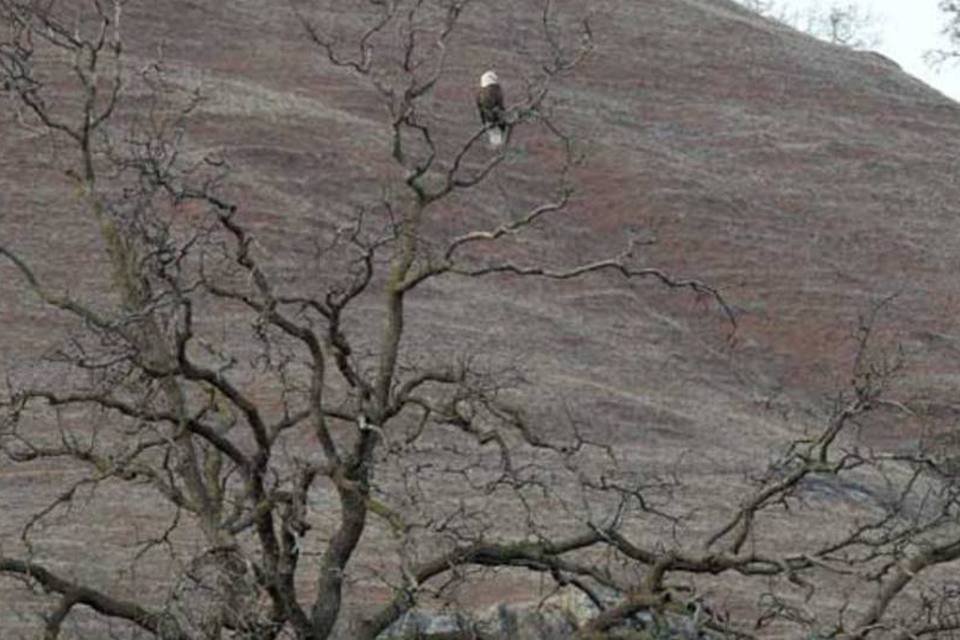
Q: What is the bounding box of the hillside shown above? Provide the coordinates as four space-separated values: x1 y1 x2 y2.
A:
2 0 960 638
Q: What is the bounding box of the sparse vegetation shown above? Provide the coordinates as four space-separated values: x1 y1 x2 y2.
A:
2 1 960 640
930 1 960 67
736 0 881 49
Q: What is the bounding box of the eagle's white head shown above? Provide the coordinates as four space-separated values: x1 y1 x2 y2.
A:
480 70 499 87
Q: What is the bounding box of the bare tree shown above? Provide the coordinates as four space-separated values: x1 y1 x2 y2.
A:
813 3 881 48
929 1 960 68
736 0 881 49
2 2 960 640
0 0 721 638
736 0 801 24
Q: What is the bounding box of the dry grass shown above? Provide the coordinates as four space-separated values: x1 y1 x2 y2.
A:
3 0 960 637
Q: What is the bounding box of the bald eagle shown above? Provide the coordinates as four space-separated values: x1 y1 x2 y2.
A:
477 70 506 148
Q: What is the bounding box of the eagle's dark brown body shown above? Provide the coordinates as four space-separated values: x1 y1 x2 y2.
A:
477 72 506 147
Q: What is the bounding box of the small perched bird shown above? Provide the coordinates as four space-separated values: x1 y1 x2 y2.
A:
476 70 506 147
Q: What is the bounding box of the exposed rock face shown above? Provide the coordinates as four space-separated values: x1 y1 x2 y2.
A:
378 589 661 640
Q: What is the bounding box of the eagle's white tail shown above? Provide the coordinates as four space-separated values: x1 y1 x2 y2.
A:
487 127 504 147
